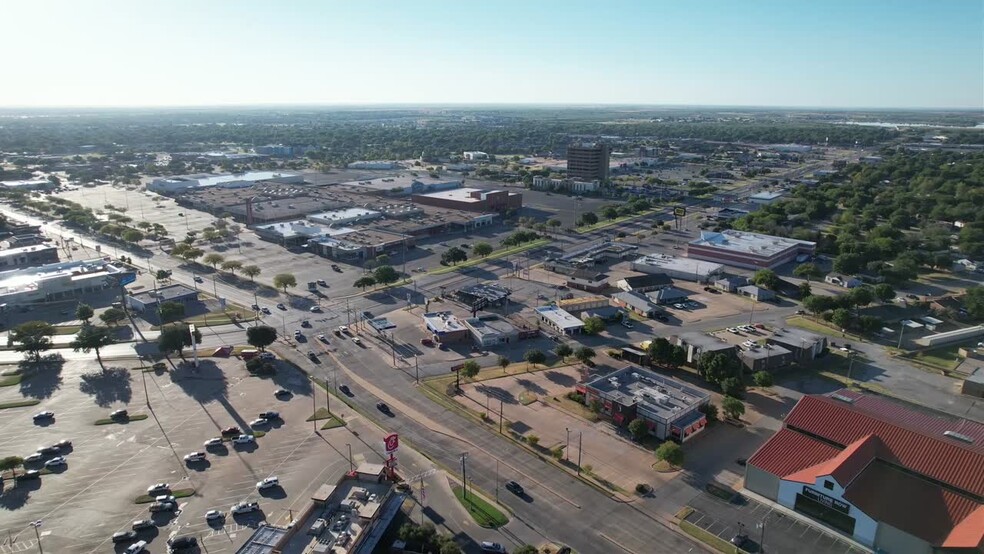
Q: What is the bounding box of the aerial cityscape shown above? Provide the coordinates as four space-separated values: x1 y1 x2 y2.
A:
1 2 983 554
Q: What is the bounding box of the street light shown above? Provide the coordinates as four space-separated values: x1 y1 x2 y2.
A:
29 520 42 554
565 427 571 461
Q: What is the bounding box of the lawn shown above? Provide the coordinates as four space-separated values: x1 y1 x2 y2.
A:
52 325 83 335
451 485 508 528
786 315 864 341
0 374 24 387
424 360 570 393
306 407 334 422
133 487 196 504
0 399 40 410
912 345 963 371
576 209 659 234
550 394 600 423
321 416 346 430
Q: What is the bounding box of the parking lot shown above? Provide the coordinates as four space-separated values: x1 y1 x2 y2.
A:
0 356 404 554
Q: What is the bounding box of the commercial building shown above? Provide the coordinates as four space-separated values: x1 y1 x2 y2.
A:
0 179 55 191
915 325 984 348
422 311 471 343
346 160 402 170
0 258 134 306
1 234 47 249
745 390 984 553
748 190 786 205
616 273 673 293
630 253 723 283
341 175 462 196
411 187 522 213
611 291 662 318
686 230 816 270
308 228 411 262
567 142 610 182
463 314 519 347
674 332 737 364
713 275 748 293
462 151 489 160
737 284 775 302
767 327 826 361
556 295 609 313
738 342 794 372
306 208 382 227
531 176 601 193
565 270 609 293
534 305 584 335
581 366 709 442
647 287 690 305
148 171 303 194
127 284 199 315
0 244 59 271
454 283 511 310
252 220 339 246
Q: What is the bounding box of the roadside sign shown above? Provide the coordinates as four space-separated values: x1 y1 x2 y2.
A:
384 434 400 454
450 363 464 373
673 207 687 217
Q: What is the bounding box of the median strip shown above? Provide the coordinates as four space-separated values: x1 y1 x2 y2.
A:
94 414 149 425
133 487 196 504
0 399 40 410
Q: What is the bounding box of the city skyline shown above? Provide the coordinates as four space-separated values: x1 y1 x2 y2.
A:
3 0 983 109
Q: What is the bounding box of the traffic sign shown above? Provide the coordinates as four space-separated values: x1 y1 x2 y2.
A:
673 207 687 217
384 433 400 454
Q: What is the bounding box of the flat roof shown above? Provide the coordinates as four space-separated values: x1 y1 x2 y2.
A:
307 207 381 222
676 332 734 351
689 230 815 257
417 187 485 203
234 524 288 554
129 283 197 303
155 171 300 188
768 327 825 348
749 190 786 200
253 220 344 240
0 179 50 188
0 258 120 295
586 366 709 421
534 305 584 329
457 283 511 301
464 315 518 338
740 342 793 359
423 311 467 333
340 174 461 192
0 244 58 257
632 253 723 276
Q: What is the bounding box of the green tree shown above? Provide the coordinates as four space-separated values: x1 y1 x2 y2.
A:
179 247 204 263
803 294 837 317
11 321 55 361
246 325 278 351
668 345 687 368
574 346 596 364
157 323 202 356
202 253 224 269
220 260 243 275
547 219 562 231
965 286 984 320
579 212 599 226
155 269 171 283
498 356 510 370
582 316 605 335
524 349 546 369
793 262 821 282
647 337 673 365
722 396 746 420
441 247 468 265
472 242 493 257
274 273 297 293
753 371 774 388
122 229 144 243
159 301 185 323
628 418 649 441
873 283 896 303
798 281 812 298
354 276 376 290
655 441 684 467
69 325 116 364
752 269 780 290
602 206 620 220
554 343 573 361
858 315 884 335
847 286 875 316
460 360 480 380
242 265 261 281
833 252 863 275
75 303 94 324
373 265 399 285
719 376 746 398
697 352 738 383
831 307 852 329
0 456 24 473
99 307 127 326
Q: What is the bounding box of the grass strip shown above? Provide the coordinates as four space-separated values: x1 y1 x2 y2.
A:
679 519 749 553
0 399 40 410
94 413 149 425
518 391 538 406
306 407 334 421
0 374 24 387
451 485 508 528
52 325 83 335
320 417 346 430
133 487 196 504
575 209 659 234
428 239 550 276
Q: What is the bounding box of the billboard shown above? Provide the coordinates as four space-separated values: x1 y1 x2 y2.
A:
384 433 400 454
673 207 687 217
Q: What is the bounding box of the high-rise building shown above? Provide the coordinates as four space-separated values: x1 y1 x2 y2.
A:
566 142 610 181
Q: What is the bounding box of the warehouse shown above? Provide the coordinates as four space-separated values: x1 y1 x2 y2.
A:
745 390 984 553
411 187 522 213
463 314 519 347
686 230 816 270
629 253 723 283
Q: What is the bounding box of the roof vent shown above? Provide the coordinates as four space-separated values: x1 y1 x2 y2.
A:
830 393 855 404
943 430 974 444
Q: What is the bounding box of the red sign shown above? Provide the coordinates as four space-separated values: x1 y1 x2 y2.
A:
384 433 400 453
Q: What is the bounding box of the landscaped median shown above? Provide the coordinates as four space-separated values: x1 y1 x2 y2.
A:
95 414 149 425
133 487 196 504
0 399 40 410
428 238 550 276
306 407 347 430
575 208 659 234
451 484 508 528
0 369 26 387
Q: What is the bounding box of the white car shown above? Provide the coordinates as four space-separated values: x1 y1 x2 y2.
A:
44 456 66 467
294 330 302 339
205 510 224 521
155 494 176 503
184 451 206 462
249 418 268 428
232 434 255 444
231 501 259 514
256 476 279 490
338 325 349 335
352 337 362 346
125 540 148 554
147 482 170 494
317 334 327 343
203 437 223 448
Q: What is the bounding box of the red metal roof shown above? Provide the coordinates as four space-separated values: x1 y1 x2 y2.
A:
746 428 840 478
783 434 880 486
784 395 984 496
833 389 984 447
943 505 984 549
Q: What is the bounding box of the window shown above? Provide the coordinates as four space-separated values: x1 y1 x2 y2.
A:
823 480 834 491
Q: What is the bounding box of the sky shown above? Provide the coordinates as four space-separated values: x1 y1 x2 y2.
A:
4 0 982 109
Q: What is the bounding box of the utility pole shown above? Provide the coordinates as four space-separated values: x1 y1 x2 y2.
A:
459 453 468 499
142 368 150 407
758 519 766 553
577 430 583 475
390 333 396 367
495 459 499 504
346 443 354 472
499 399 504 434
312 389 317 433
30 520 42 554
345 298 351 325
414 355 419 384
565 427 571 461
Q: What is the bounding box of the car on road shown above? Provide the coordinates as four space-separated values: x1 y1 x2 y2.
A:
233 434 255 444
376 402 391 414
125 540 148 553
147 483 170 494
256 476 280 490
294 330 303 339
183 451 206 462
44 456 66 467
25 452 44 463
193 275 203 283
505 480 524 495
204 437 224 448
205 510 225 522
259 411 280 420
261 306 271 314
274 389 292 398
149 501 176 513
309 306 322 313
231 501 260 514
33 411 54 421
317 334 328 342
113 531 138 543
220 426 241 436
317 279 328 286
259 352 276 360
479 542 507 553
339 384 351 396
352 337 363 346
249 418 268 427
110 409 129 419
131 520 154 531
277 303 287 310
906 294 919 300
621 320 634 328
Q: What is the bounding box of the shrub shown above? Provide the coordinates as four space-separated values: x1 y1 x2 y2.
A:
525 434 540 447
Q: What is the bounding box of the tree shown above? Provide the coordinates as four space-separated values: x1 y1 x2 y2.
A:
498 356 510 370
833 252 863 275
373 265 399 285
668 345 687 368
157 323 201 356
554 343 573 361
628 418 649 441
122 229 144 243
179 247 204 263
246 325 278 351
75 303 94 324
99 307 127 326
752 269 780 290
793 262 821 282
0 456 24 473
69 325 116 363
719 376 746 398
202 253 224 269
579 212 598 226
472 242 493 257
798 281 812 299
274 273 297 293
647 337 673 365
831 307 852 329
699 402 719 422
220 260 243 275
966 286 984 320
441 247 468 265
655 441 684 467
858 315 883 335
354 276 376 291
242 265 261 281
524 349 546 369
874 283 896 303
547 219 562 231
460 360 480 380
159 301 185 323
11 321 55 361
574 346 596 364
582 316 605 335
513 546 538 554
847 286 875 315
803 294 837 317
753 371 774 388
155 269 171 283
722 396 746 420
602 206 620 220
698 352 738 384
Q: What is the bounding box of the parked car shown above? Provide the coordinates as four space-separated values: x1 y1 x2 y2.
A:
480 542 507 553
33 411 55 421
300 319 311 327
110 409 129 419
17 470 41 481
205 510 225 522
261 306 271 314
25 452 44 463
259 411 280 420
308 351 319 361
654 314 668 322
276 303 287 310
361 311 373 320
309 306 322 313
317 334 328 343
131 520 155 531
155 495 176 503
166 535 196 551
204 437 224 448
231 501 259 514
730 533 750 548
420 338 434 347
352 337 363 346
621 320 634 329
274 389 292 397
505 480 524 495
54 439 71 448
220 426 241 436
259 352 276 360
125 540 148 553
256 476 280 490
249 418 268 428
233 434 255 444
294 330 303 339
193 276 203 283
338 325 350 335
331 264 342 272
148 501 176 513
317 279 328 286
183 452 206 462
44 456 66 468
147 482 170 494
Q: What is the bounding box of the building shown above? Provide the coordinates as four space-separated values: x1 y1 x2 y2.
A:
647 287 690 305
127 284 199 315
463 314 519 347
534 305 584 335
738 342 794 372
306 208 382 227
962 369 984 398
454 283 511 310
686 230 816 270
0 179 55 191
767 327 827 361
674 332 737 364
630 253 723 283
611 291 662 318
0 244 59 271
556 295 609 313
748 191 786 205
346 160 402 170
252 220 338 246
616 273 673 293
411 188 522 213
565 270 609 293
714 275 748 293
566 142 610 182
531 176 601 193
737 284 775 302
462 151 489 161
581 366 709 442
825 274 863 289
915 325 984 348
745 390 984 553
148 171 303 194
422 311 471 343
1 234 47 249
0 258 135 306
308 228 411 261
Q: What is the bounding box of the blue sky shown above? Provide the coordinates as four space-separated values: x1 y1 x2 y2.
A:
4 0 982 108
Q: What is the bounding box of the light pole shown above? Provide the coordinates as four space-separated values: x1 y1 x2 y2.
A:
577 430 583 475
142 367 150 407
847 351 856 381
346 443 354 472
757 519 766 553
897 324 905 349
459 453 468 499
565 427 571 461
29 520 42 554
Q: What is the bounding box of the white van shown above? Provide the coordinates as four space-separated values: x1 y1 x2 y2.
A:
126 541 148 554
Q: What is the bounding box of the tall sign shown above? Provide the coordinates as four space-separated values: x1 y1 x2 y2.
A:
384 433 400 454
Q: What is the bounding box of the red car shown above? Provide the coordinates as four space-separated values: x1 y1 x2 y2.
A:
220 427 241 436
420 338 434 347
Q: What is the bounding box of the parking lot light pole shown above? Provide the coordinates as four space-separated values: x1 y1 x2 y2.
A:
346 443 354 472
565 428 571 461
312 390 317 432
758 519 766 553
29 520 42 554
577 430 583 475
142 368 150 407
459 453 468 499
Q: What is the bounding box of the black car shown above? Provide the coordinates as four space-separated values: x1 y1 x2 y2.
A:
113 531 138 543
505 480 524 495
361 311 373 320
376 402 390 414
308 351 318 361
17 470 41 481
730 533 749 548
167 535 198 551
259 411 280 420
339 385 351 396
654 314 669 322
131 520 155 531
274 389 292 397
37 445 61 455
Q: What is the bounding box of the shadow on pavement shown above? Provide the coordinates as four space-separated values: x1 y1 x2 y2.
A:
18 353 65 400
79 366 133 407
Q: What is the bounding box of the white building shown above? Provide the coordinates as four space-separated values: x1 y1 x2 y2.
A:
462 151 489 161
463 314 519 347
531 176 600 193
0 258 133 306
306 208 382 227
748 191 786 205
629 253 723 283
148 171 303 194
534 305 584 335
346 161 401 170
